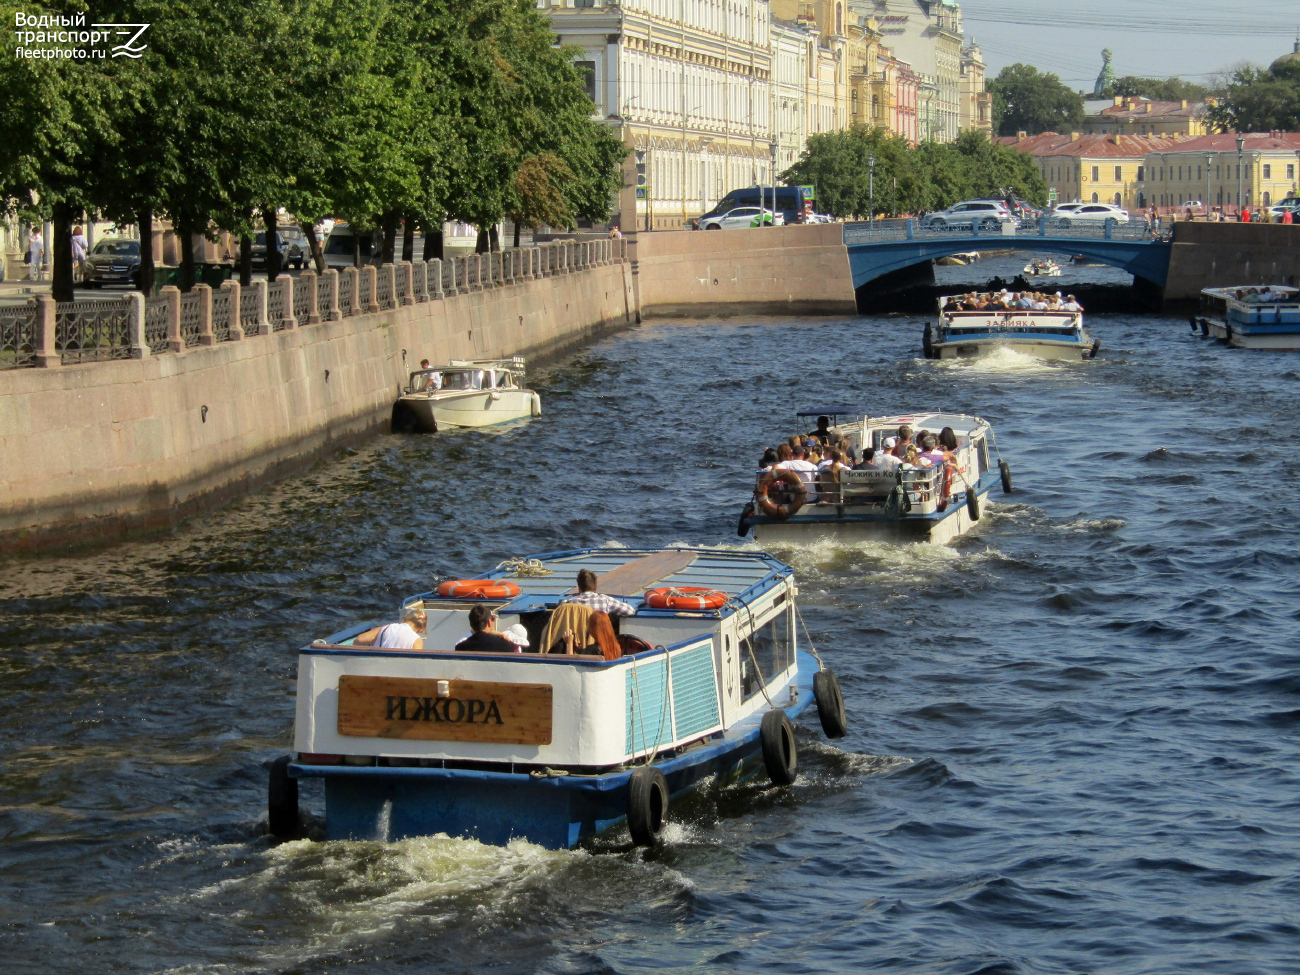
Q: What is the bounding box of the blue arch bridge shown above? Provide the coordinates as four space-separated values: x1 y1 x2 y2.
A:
844 218 1173 292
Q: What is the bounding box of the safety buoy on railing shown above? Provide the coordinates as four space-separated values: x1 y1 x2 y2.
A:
644 586 729 611
436 579 522 600
756 469 806 521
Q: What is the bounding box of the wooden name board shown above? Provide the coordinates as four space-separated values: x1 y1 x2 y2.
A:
337 676 552 745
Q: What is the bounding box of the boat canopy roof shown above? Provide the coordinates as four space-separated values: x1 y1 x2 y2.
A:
1202 285 1299 302
419 547 792 618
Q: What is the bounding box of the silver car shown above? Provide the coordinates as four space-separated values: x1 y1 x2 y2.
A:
921 200 1015 231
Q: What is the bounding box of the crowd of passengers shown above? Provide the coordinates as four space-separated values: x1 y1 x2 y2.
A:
351 569 653 660
758 417 961 504
1231 287 1296 303
944 290 1083 312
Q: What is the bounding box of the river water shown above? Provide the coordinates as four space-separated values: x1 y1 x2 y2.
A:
3 297 1300 974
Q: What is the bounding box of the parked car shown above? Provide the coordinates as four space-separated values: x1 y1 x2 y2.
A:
82 238 141 289
322 224 381 268
698 207 785 230
977 196 1040 221
1267 201 1300 220
249 229 307 270
1047 203 1130 228
920 200 1015 231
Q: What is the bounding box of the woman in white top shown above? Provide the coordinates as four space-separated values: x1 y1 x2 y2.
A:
354 606 428 650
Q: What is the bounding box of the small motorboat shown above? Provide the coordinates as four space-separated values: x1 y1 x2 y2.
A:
1193 286 1300 348
1022 259 1061 277
269 547 849 849
392 356 541 431
925 293 1099 361
738 409 1012 546
936 252 980 266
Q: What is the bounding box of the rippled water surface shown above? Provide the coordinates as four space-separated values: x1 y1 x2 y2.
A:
3 307 1300 974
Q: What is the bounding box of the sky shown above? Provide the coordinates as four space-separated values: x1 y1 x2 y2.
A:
961 0 1300 92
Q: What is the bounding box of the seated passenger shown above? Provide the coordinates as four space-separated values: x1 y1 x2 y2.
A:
455 605 515 653
892 424 914 457
541 601 595 654
943 297 961 312
872 440 903 471
776 443 794 463
1031 294 1049 310
917 433 945 466
1062 295 1083 312
938 426 959 454
853 447 876 470
502 623 529 652
561 611 621 659
759 447 779 471
560 569 636 617
1015 292 1034 309
353 605 427 650
775 445 820 501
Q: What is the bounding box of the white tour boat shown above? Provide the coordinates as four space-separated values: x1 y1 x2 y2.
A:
268 547 849 850
1193 286 1300 349
738 409 1013 545
1022 258 1061 277
391 357 541 432
924 294 1099 361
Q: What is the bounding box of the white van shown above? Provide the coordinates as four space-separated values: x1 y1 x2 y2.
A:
322 225 381 269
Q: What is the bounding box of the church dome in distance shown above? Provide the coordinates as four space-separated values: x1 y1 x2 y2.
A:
1270 38 1300 80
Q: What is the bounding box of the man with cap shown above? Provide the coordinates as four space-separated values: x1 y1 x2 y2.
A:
872 438 902 471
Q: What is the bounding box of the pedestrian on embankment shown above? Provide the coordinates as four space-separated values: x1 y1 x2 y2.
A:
26 228 43 282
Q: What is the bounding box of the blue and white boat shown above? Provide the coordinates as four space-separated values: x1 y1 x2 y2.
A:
1194 286 1300 349
925 294 1099 361
268 547 848 849
739 410 1013 545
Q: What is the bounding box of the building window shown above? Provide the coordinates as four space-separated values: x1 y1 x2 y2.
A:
872 93 879 119
1115 166 1122 181
1196 166 1201 181
852 90 859 116
1138 192 1146 208
1137 166 1144 181
1091 192 1099 203
1264 191 1271 205
1178 166 1182 181
1263 164 1272 179
1092 166 1099 182
1114 193 1121 206
1289 164 1296 180
576 60 596 102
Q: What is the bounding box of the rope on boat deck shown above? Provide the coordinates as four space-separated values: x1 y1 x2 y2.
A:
628 645 672 766
793 603 826 672
495 557 553 577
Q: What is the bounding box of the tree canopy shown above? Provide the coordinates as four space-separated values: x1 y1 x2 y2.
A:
988 63 1085 136
1101 76 1213 103
1 0 626 297
780 127 1047 219
1206 61 1300 133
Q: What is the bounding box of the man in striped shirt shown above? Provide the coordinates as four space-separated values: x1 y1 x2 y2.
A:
560 570 636 617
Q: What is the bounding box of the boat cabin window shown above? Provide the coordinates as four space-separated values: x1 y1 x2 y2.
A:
441 370 483 391
976 436 989 476
742 604 792 699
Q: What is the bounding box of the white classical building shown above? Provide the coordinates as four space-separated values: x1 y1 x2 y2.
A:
540 0 779 230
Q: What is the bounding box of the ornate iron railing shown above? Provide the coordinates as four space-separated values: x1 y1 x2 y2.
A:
211 289 232 341
376 269 392 309
239 288 261 331
144 296 171 354
0 302 38 369
337 273 354 315
294 276 313 322
397 263 412 302
317 274 332 315
358 272 372 310
843 218 1165 247
179 292 203 347
268 279 292 331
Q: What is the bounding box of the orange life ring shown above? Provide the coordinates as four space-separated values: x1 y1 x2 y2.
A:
757 469 807 520
644 586 729 611
936 462 954 511
436 579 522 600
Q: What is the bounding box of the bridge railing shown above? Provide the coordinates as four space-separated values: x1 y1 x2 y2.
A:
844 219 1168 247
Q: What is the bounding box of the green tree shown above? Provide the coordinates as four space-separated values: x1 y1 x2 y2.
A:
1207 66 1300 132
1102 76 1212 102
988 63 1085 136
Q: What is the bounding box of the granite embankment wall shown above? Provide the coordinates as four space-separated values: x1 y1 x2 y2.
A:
1164 223 1300 301
632 223 857 316
1 260 636 553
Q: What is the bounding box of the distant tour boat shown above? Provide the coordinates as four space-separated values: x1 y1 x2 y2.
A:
392 357 541 432
268 547 849 850
1193 286 1300 349
738 409 1012 546
1022 258 1061 277
925 294 1099 361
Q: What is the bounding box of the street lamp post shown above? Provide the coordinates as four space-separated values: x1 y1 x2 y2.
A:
1205 153 1213 220
868 154 876 223
1236 134 1245 219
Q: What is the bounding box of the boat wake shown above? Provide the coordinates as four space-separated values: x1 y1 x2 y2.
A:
932 346 1059 373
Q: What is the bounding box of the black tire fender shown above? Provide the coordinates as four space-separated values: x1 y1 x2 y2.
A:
999 459 1013 495
760 709 798 785
1089 339 1102 359
268 755 300 838
813 670 848 739
737 501 755 537
967 486 981 521
627 766 669 846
